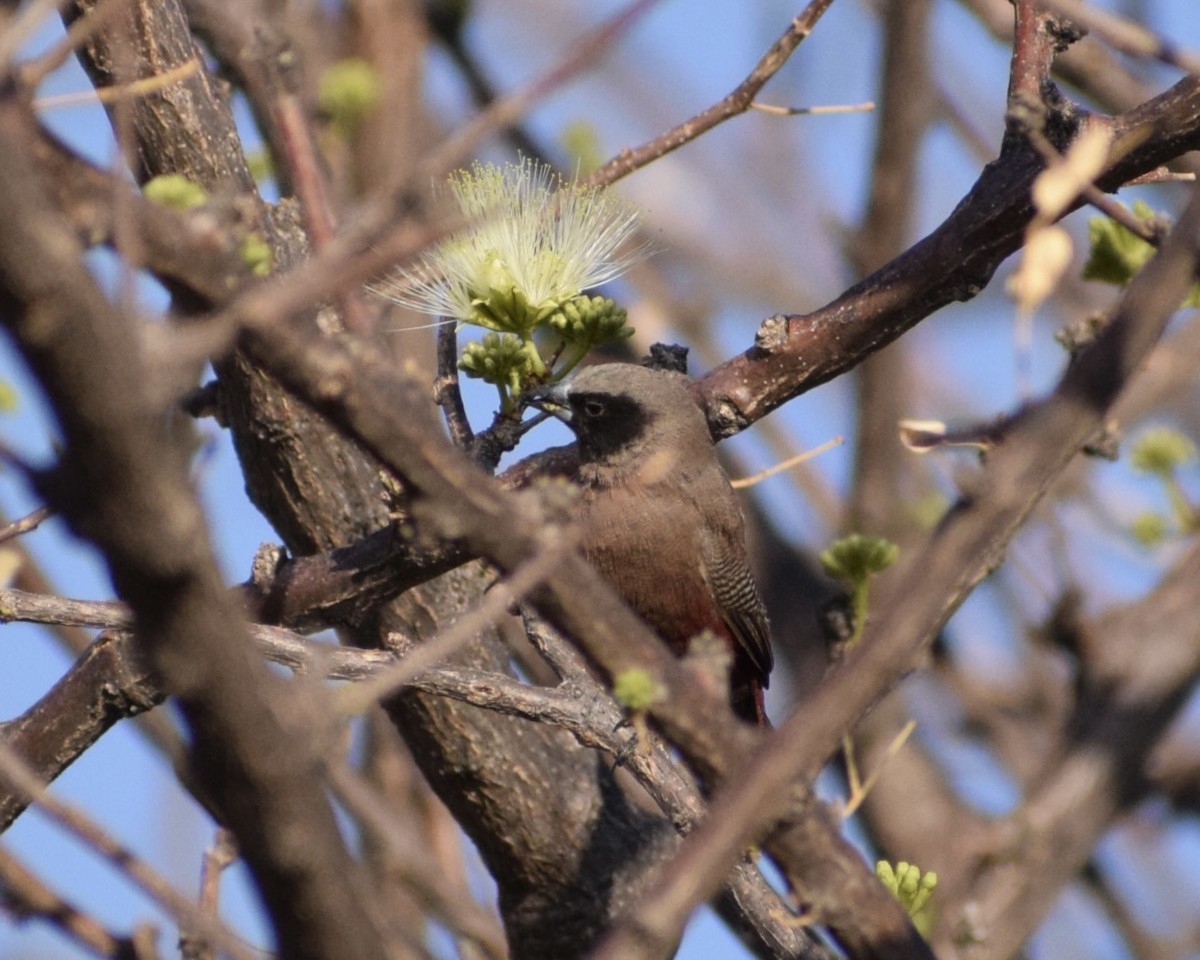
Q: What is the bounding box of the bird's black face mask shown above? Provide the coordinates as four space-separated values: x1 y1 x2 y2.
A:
529 380 651 465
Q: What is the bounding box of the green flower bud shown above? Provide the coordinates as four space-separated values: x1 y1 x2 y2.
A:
559 120 604 177
547 294 634 348
876 860 937 920
459 333 537 396
613 668 662 712
1130 511 1168 547
821 534 899 586
318 58 381 137
466 261 546 335
1130 427 1196 477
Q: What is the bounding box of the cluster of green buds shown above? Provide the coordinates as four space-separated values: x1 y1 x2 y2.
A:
876 860 937 936
546 294 634 367
142 174 273 276
612 667 664 713
820 533 900 647
458 333 535 399
318 58 382 141
378 159 644 413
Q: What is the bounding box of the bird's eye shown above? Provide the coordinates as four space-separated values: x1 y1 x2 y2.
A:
582 399 606 418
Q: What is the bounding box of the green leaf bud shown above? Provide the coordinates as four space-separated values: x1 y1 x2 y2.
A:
239 232 273 277
1130 427 1196 477
821 534 900 586
1130 511 1168 547
613 668 662 712
318 58 381 137
143 174 208 210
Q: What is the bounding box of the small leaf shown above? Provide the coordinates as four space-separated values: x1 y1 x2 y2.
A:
1083 202 1200 306
143 174 208 210
1082 207 1155 287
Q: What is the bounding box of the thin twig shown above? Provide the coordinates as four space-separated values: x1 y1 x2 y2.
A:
34 59 201 110
179 829 237 960
1124 167 1195 186
506 614 816 956
1 578 811 955
0 741 259 960
587 0 839 187
1041 0 1200 77
18 0 134 91
749 100 874 117
520 607 593 684
420 0 662 179
0 0 70 75
730 436 844 490
0 506 52 544
0 586 133 629
841 720 917 819
327 763 509 960
1025 125 1163 244
258 34 376 334
334 532 574 714
0 844 156 960
435 319 474 450
1008 0 1056 108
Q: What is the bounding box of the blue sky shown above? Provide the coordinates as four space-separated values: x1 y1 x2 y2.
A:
3 2 1200 958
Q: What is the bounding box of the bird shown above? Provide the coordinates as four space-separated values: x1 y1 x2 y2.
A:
531 363 773 725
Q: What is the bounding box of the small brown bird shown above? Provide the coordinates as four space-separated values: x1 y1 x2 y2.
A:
534 363 773 725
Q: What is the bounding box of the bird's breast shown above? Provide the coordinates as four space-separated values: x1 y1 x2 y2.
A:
577 486 731 652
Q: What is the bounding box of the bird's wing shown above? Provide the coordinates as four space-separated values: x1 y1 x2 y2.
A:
700 532 774 685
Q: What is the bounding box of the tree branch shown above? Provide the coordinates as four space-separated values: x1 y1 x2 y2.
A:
0 87 391 960
587 0 838 188
698 73 1200 435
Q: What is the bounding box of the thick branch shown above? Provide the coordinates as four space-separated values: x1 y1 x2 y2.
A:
227 264 927 957
934 544 1200 957
699 74 1200 434
622 178 1200 958
0 94 389 960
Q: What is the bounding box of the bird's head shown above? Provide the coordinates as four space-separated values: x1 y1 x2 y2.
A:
529 364 713 481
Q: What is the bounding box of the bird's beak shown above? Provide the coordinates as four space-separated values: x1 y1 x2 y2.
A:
527 381 573 423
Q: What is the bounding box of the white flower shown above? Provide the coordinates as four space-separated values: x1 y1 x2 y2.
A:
377 159 643 331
